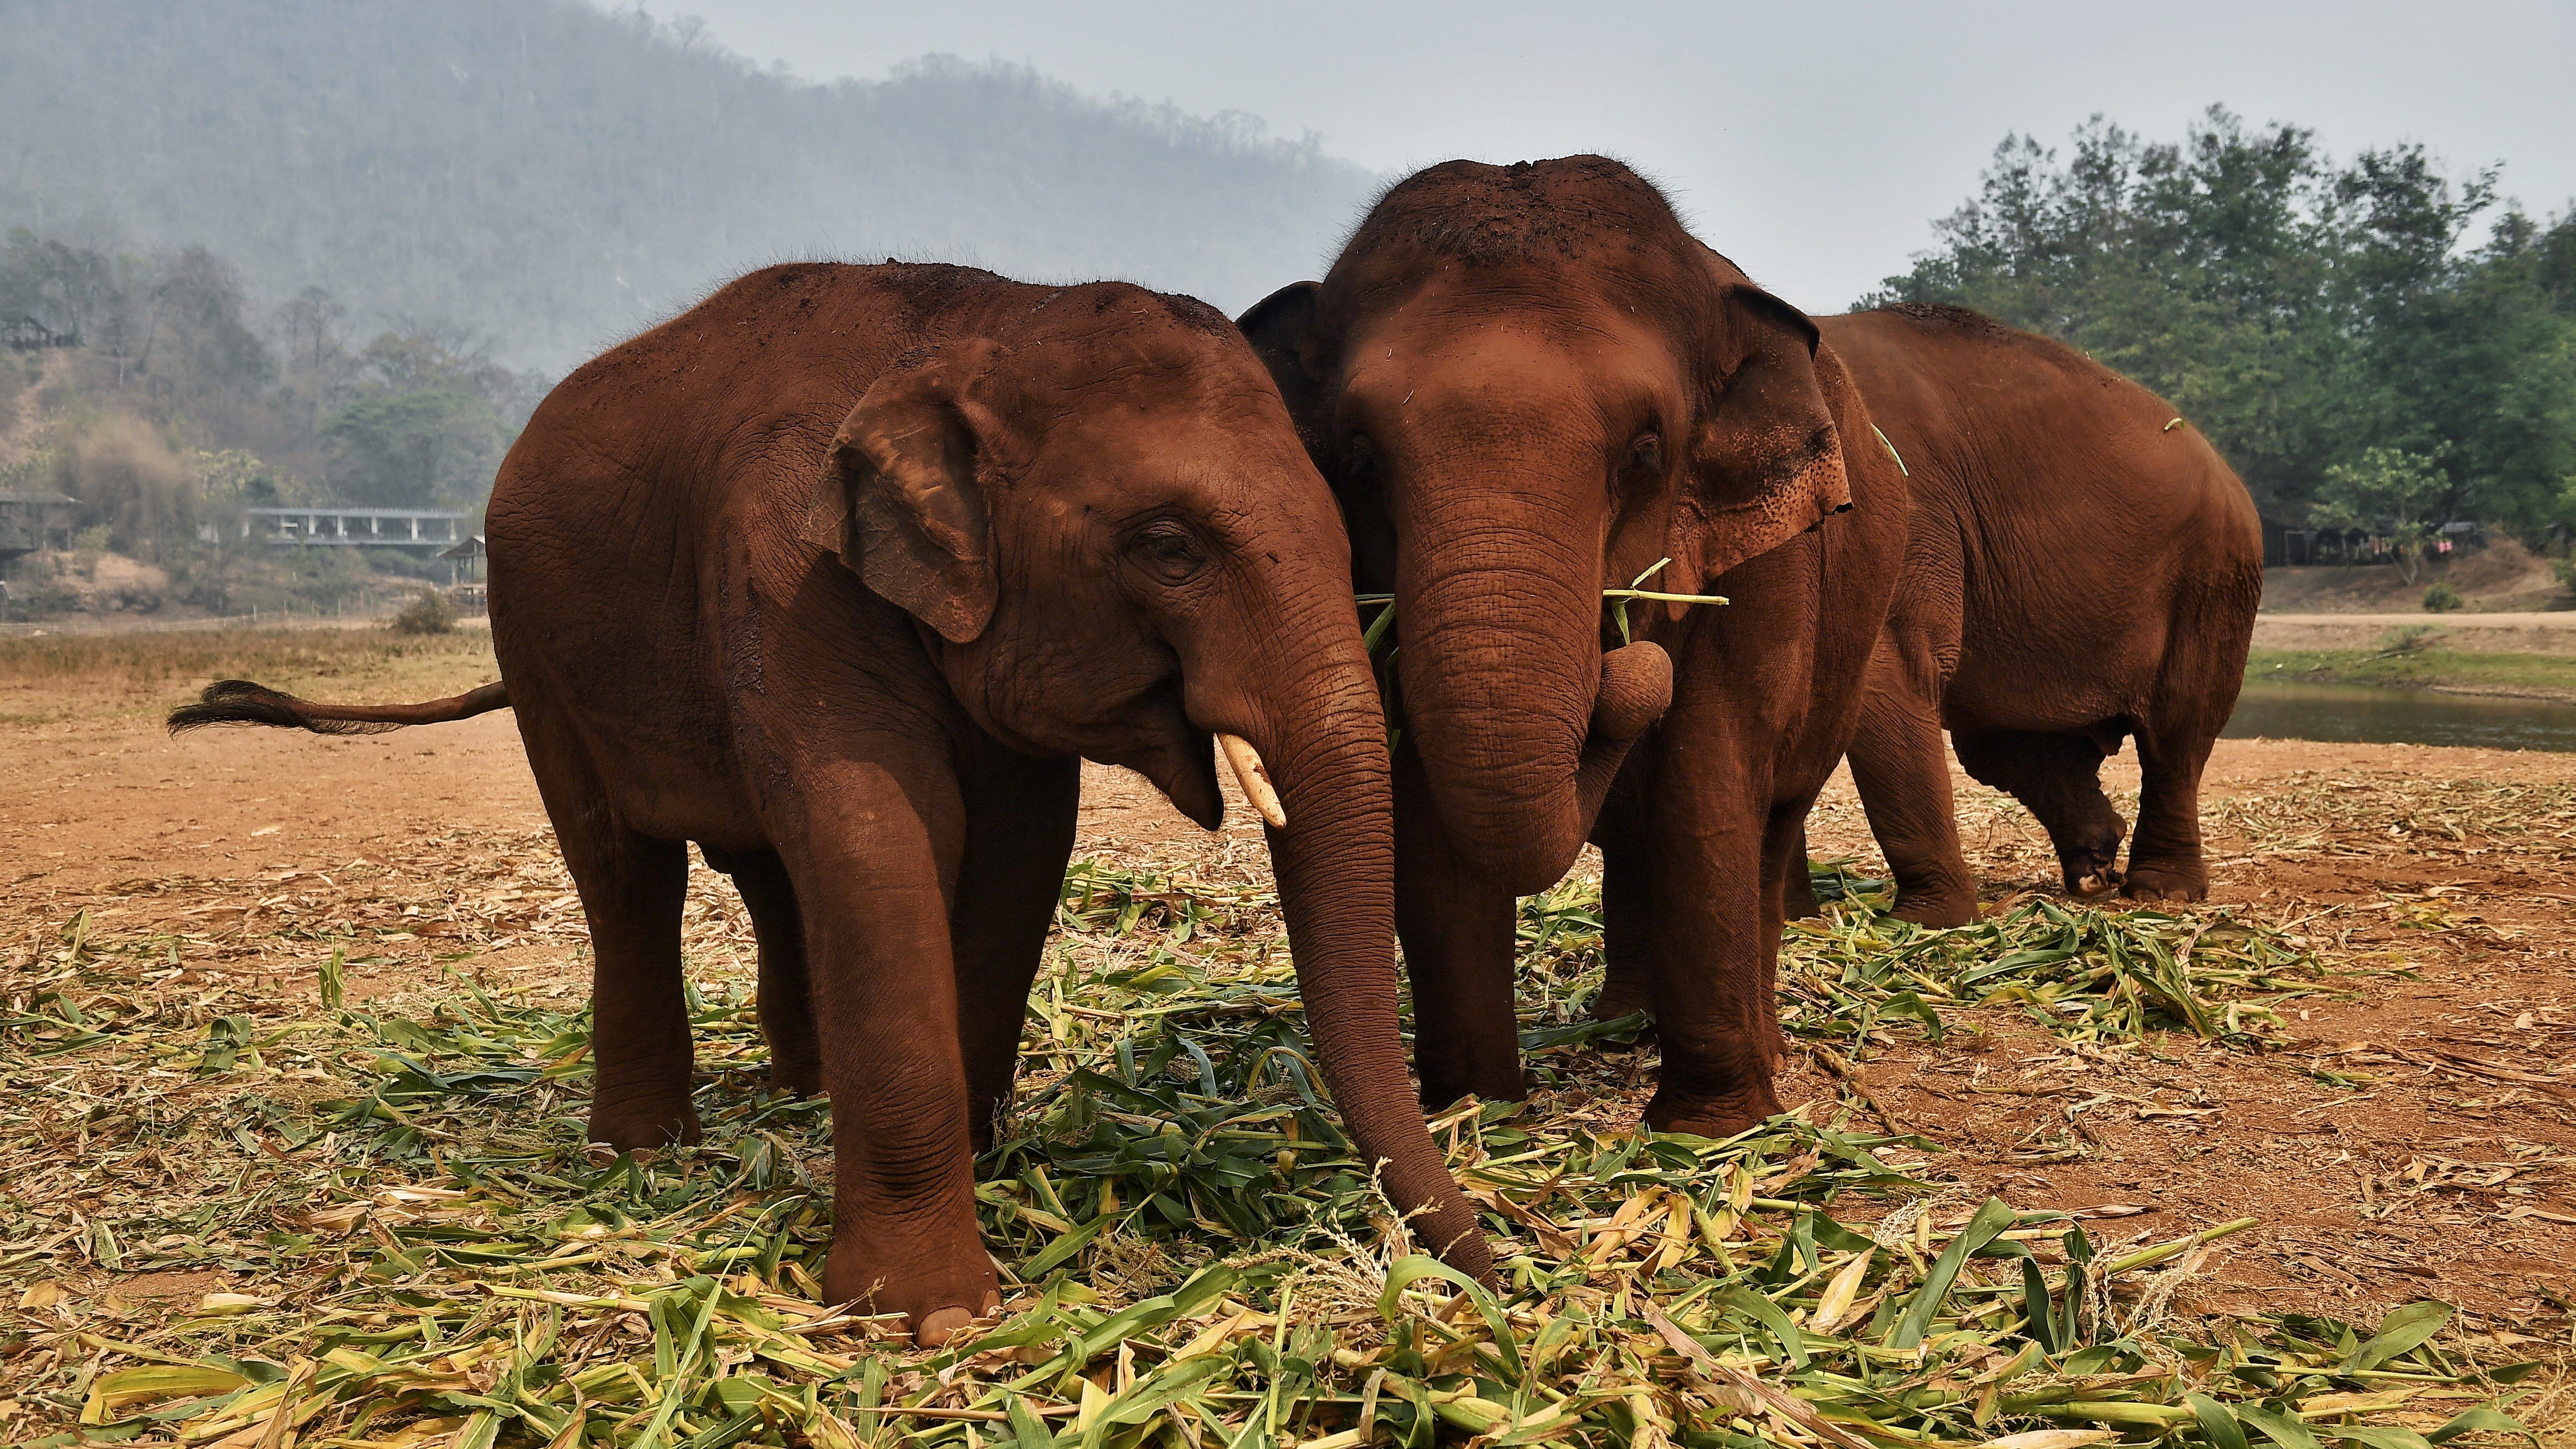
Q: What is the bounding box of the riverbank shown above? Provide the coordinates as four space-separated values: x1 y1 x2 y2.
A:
2247 644 2576 704
2254 611 2576 657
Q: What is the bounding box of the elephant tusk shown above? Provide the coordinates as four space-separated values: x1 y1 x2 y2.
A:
1217 733 1287 830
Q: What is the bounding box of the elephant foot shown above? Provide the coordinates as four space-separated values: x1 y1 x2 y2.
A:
2067 868 2124 898
1891 888 1978 928
588 1096 702 1153
2121 859 2207 903
824 1233 1001 1347
1641 1079 1785 1139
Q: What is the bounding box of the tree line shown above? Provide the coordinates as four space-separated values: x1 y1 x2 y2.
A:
1867 107 2576 552
0 0 1379 374
1 230 542 614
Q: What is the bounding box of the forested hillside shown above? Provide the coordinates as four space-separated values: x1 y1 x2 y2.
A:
1869 108 2576 547
0 0 1379 370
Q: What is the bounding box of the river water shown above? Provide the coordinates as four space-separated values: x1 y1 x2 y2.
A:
2225 680 2576 752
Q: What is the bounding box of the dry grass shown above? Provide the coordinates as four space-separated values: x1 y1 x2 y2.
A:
0 626 498 727
4 836 2557 1449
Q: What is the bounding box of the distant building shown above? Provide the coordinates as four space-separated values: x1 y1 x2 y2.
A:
1 316 76 351
243 507 469 548
439 534 486 585
0 491 77 562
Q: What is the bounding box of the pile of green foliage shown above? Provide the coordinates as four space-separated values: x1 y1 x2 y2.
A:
10 856 2548 1447
1869 108 2576 545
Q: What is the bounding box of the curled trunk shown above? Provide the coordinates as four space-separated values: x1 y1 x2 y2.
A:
1396 538 1673 895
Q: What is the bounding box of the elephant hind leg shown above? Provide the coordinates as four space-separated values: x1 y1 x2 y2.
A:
1951 726 2128 898
2123 713 2224 904
703 846 823 1098
948 752 1081 1153
518 715 699 1150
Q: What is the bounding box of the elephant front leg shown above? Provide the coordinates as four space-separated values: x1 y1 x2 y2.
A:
780 767 996 1347
1847 644 1979 926
1394 737 1524 1108
1634 750 1787 1137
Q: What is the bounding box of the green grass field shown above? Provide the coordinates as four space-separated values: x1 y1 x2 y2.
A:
2246 646 2576 702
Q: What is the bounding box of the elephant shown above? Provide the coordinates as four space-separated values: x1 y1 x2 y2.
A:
167 261 1491 1344
1238 158 1908 1137
1805 303 2265 926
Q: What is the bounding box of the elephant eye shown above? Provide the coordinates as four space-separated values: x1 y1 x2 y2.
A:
1627 432 1663 472
1127 519 1210 585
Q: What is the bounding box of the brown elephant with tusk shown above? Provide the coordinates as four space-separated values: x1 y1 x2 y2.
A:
1239 158 1908 1136
166 261 1492 1344
1798 303 2265 925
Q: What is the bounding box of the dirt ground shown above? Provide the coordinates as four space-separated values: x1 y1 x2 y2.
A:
2263 540 2574 616
5 634 2572 1354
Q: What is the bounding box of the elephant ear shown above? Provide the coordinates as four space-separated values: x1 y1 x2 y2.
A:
802 339 1003 644
1666 282 1852 597
1235 281 1327 446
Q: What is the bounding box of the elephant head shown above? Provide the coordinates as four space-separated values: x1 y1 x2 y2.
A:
1239 158 1852 893
802 286 1492 1282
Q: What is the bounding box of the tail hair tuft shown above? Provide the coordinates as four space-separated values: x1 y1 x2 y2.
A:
167 680 406 737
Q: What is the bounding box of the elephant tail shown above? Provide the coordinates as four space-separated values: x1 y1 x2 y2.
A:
168 679 512 737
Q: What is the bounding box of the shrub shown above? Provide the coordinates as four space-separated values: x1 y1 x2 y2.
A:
2378 624 2441 655
390 589 456 635
2421 582 2464 613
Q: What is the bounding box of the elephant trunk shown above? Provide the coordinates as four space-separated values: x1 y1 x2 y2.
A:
1394 525 1673 896
1252 648 1495 1281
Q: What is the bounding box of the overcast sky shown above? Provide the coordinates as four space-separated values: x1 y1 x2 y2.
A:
651 0 2575 314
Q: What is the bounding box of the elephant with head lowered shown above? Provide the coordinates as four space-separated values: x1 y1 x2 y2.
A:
1240 158 1908 1137
170 262 1492 1344
1800 303 2265 926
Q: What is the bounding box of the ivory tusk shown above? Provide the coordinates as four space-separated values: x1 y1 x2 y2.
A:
1217 733 1288 830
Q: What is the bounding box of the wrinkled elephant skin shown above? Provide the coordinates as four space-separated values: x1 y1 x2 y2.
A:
1240 159 1907 1138
1814 306 2264 926
167 263 1491 1344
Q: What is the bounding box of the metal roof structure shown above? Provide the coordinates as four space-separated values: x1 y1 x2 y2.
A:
242 507 469 547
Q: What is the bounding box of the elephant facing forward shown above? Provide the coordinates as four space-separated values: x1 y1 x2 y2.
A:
1242 158 1908 1136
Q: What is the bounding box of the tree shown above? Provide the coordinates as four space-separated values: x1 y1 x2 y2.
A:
2309 446 2449 582
322 390 507 508
140 246 274 391
1869 109 2576 542
53 415 198 561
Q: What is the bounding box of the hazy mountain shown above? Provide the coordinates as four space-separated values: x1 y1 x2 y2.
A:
0 0 1381 369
